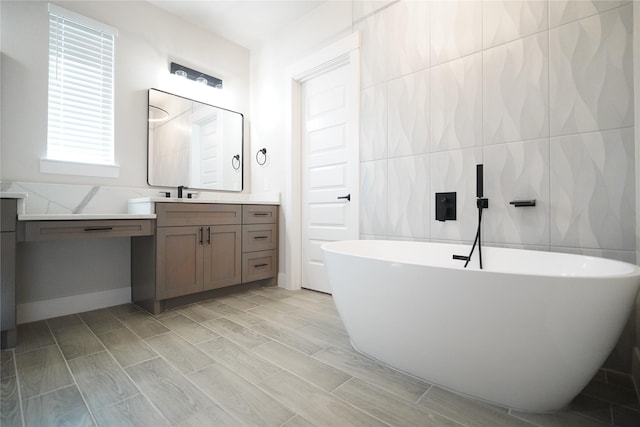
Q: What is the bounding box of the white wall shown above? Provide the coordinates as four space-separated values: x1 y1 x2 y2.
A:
1 0 250 187
249 1 353 289
0 0 250 314
251 0 637 371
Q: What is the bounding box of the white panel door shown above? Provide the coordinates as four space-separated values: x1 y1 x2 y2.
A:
301 62 358 293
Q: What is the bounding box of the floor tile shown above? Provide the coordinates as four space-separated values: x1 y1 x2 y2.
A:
248 305 311 330
1 374 22 427
198 336 280 384
68 350 138 410
247 319 325 355
612 404 640 427
125 357 230 426
418 386 534 427
282 415 315 427
297 322 353 350
510 408 611 426
97 328 157 368
16 345 73 400
188 363 294 426
47 315 104 360
314 346 430 403
79 308 124 335
259 370 387 427
176 304 220 323
202 318 270 349
93 394 170 427
22 385 93 427
159 314 219 345
569 393 612 424
116 311 169 339
334 377 462 426
199 300 246 318
1 350 15 378
246 295 301 313
145 332 214 374
253 340 351 392
15 321 55 354
214 295 259 310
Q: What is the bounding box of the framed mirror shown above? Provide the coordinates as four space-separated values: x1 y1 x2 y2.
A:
147 88 243 191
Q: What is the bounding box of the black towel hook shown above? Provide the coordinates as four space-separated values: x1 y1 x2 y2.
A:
256 148 267 165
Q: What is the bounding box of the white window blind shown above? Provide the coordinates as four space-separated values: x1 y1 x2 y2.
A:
47 4 117 166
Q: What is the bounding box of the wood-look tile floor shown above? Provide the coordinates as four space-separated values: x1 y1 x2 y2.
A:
2 287 640 427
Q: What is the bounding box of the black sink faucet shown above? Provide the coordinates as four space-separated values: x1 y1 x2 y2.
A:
177 185 187 198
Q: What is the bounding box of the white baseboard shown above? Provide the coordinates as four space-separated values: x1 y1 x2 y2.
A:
17 286 131 324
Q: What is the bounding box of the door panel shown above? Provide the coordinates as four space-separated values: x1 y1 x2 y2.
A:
301 61 358 293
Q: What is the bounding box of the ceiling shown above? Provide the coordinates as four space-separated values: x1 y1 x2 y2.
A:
148 0 326 49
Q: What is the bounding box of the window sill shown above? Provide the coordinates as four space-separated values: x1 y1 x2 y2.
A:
40 159 120 178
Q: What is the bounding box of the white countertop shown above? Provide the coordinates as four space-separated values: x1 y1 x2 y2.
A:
0 192 28 199
19 214 157 221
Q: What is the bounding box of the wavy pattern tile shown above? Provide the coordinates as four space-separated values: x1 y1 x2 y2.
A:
387 70 429 158
483 0 548 49
430 148 482 242
483 32 549 145
355 10 387 89
360 160 387 236
431 53 482 152
386 0 429 80
550 128 635 250
549 5 633 136
431 0 482 66
360 84 387 162
483 139 550 246
387 155 430 239
352 0 394 23
549 0 629 28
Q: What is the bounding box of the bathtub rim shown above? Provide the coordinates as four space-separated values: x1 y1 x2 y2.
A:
321 239 640 280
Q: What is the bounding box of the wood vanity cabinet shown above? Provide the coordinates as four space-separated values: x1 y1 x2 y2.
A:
1 199 17 349
132 203 278 314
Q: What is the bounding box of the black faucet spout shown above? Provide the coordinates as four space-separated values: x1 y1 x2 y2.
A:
178 185 187 198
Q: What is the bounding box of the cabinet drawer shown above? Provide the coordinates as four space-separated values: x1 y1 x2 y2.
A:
19 219 154 241
242 205 278 224
242 224 277 253
242 250 277 282
157 203 241 227
0 199 17 232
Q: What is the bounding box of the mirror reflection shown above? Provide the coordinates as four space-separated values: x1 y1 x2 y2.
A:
147 88 243 192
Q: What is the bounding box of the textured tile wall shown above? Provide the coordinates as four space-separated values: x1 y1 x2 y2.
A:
357 0 635 263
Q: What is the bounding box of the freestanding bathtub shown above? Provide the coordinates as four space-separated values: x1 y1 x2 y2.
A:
321 240 640 411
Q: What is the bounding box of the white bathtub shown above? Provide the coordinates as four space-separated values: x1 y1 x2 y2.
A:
321 240 640 411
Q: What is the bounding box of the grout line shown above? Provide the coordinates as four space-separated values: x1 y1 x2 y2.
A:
11 348 26 427
42 319 100 427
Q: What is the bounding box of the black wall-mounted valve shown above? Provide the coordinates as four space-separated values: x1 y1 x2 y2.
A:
435 192 457 222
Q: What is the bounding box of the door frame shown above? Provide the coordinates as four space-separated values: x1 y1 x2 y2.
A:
282 32 360 290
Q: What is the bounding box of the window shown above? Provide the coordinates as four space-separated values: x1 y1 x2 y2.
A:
45 4 118 175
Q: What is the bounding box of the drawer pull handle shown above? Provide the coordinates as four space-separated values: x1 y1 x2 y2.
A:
199 227 203 245
254 236 268 240
207 227 211 245
252 212 269 216
254 263 269 268
83 227 113 232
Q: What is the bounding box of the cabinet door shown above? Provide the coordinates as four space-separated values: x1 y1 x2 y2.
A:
203 225 241 290
157 226 203 299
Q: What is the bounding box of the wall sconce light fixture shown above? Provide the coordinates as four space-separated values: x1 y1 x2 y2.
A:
170 62 223 89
